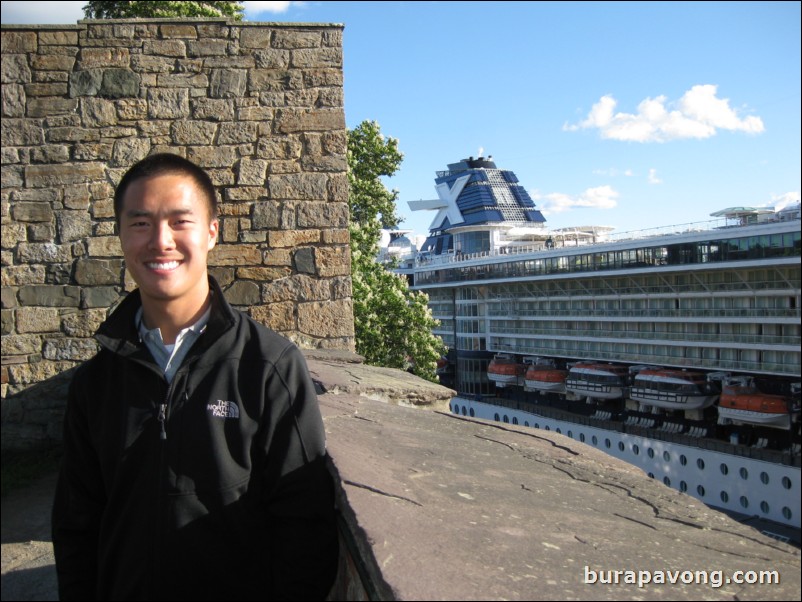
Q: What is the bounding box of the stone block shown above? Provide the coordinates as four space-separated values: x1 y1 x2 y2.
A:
235 266 292 282
25 163 104 188
272 30 322 49
79 47 129 69
115 98 147 120
43 337 99 361
69 69 103 97
100 69 141 99
2 83 25 117
268 172 328 201
61 308 107 337
1 223 26 248
80 97 117 127
111 137 151 168
147 88 189 119
56 211 92 242
86 236 122 257
38 31 79 46
315 246 351 277
186 145 238 168
1 54 31 84
218 121 258 145
0 334 41 355
15 307 60 333
262 274 329 303
27 223 56 242
30 54 75 72
170 120 217 145
274 108 345 133
297 201 348 228
191 98 235 121
16 242 73 264
24 82 68 97
30 145 70 163
12 202 54 224
208 244 262 266
290 47 342 69
143 39 187 57
297 299 354 338
239 28 273 49
82 286 120 308
251 301 295 332
18 285 80 307
160 24 198 39
223 280 260 306
293 247 315 274
74 258 121 286
1 32 38 53
209 69 247 98
1 119 44 146
237 158 268 186
1 265 46 287
186 39 228 57
268 229 320 248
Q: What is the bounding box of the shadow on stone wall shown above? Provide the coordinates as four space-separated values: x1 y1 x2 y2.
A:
1 367 77 451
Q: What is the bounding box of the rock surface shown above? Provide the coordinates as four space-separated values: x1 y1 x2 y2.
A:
2 352 800 601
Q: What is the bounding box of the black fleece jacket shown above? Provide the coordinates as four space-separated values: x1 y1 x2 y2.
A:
52 277 338 601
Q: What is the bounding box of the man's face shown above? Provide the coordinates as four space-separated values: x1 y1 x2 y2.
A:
119 173 218 309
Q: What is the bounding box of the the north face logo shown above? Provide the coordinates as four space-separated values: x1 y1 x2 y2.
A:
207 400 240 419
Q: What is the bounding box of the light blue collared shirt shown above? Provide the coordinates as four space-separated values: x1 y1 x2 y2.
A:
136 305 211 384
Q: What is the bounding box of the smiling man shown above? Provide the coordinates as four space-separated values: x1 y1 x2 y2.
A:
52 154 339 601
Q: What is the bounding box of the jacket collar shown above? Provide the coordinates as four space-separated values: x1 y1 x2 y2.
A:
95 276 237 357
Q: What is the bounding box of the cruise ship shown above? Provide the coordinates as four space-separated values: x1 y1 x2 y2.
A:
391 156 801 536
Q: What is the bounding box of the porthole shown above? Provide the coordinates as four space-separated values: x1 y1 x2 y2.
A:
663 451 671 462
697 458 705 470
461 406 467 416
740 496 749 509
720 491 729 503
512 417 518 425
679 455 687 466
494 413 500 422
604 439 611 449
632 444 640 455
647 472 655 479
647 448 655 459
579 433 585 442
760 472 769 485
567 430 573 438
618 442 625 451
534 423 540 429
680 481 688 492
782 507 792 520
451 403 457 413
591 435 598 445
697 485 705 497
523 420 528 427
760 501 769 514
544 425 550 431
782 476 792 490
503 415 509 423
469 408 475 417
555 428 561 434
663 477 671 487
720 463 729 476
739 467 748 480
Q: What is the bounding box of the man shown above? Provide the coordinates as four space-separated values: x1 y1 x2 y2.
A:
52 153 339 601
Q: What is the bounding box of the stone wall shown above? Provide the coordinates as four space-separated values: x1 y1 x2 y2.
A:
0 19 352 449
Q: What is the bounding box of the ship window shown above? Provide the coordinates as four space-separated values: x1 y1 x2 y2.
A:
555 427 561 434
739 467 748 480
720 463 729 476
697 485 705 497
544 425 550 431
567 430 573 438
632 444 639 455
503 415 509 423
739 496 749 509
782 507 792 520
663 451 671 462
534 423 540 429
760 472 769 485
494 413 500 422
679 455 687 466
647 448 655 458
760 501 769 514
618 442 625 451
524 420 528 426
781 476 792 490
579 433 585 442
663 477 671 487
604 438 611 448
697 458 705 470
591 435 598 445
647 473 655 479
469 408 475 417
680 481 688 492
720 491 729 503
462 406 467 416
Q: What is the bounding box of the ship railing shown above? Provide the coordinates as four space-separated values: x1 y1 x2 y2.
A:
487 342 800 376
486 308 802 321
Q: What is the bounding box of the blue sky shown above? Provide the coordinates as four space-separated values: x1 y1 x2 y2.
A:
2 1 800 239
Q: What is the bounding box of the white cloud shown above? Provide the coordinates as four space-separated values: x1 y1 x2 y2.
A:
564 85 765 143
592 168 634 177
647 169 662 185
531 185 619 216
244 1 298 16
766 191 801 211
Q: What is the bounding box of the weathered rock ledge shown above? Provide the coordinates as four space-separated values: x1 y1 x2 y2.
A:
306 351 802 601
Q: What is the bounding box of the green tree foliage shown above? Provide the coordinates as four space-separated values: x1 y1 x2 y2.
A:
83 1 244 20
348 121 445 382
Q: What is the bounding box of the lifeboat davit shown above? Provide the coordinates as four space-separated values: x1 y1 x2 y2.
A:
565 362 630 400
524 358 568 394
487 354 525 387
717 377 801 430
629 368 718 411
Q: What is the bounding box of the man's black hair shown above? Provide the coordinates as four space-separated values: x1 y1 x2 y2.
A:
114 153 218 224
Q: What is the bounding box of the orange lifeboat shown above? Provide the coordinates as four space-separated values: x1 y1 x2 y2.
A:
717 377 801 430
524 358 568 394
565 362 629 400
487 354 525 387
